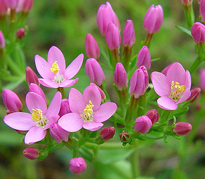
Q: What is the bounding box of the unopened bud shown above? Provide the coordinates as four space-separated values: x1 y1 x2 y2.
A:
100 126 115 140
136 46 151 70
146 109 159 125
69 157 87 174
173 122 192 136
59 99 71 117
23 147 39 160
16 28 26 39
134 116 152 134
50 123 69 143
186 88 201 103
119 131 130 142
26 66 39 86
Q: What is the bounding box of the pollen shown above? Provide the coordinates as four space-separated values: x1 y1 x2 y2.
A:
170 81 186 101
32 109 43 121
50 61 60 73
84 100 94 117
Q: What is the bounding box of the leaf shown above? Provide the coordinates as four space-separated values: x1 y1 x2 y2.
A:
175 25 192 37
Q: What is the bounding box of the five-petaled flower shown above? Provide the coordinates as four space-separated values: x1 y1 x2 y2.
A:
35 46 83 88
3 91 62 145
58 85 117 132
151 62 191 110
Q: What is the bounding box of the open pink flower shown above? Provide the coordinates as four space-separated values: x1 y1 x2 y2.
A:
58 85 117 132
3 91 62 144
35 46 83 88
151 62 191 110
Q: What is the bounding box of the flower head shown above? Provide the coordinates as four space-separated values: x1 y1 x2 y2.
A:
58 85 117 132
35 46 83 88
151 62 191 110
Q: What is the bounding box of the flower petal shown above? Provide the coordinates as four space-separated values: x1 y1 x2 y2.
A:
151 72 170 96
184 70 191 89
64 53 84 79
94 102 117 122
157 96 178 110
3 112 35 130
39 78 59 88
83 85 101 111
25 126 46 145
26 92 47 114
69 88 85 114
59 79 78 88
83 121 103 131
58 113 83 132
47 46 66 74
177 88 191 104
35 55 54 80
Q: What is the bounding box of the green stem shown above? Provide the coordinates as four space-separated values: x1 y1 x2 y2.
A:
57 87 65 98
143 33 154 48
122 46 132 70
188 56 203 74
112 48 119 64
6 56 23 76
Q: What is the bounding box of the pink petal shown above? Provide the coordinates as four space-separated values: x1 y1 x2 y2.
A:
35 55 54 80
151 72 170 96
47 46 66 74
94 102 117 122
39 78 59 88
83 85 101 111
184 70 191 89
177 88 191 104
44 115 59 129
46 92 62 119
3 112 35 130
59 79 78 88
83 121 103 131
157 96 178 110
64 53 84 79
25 126 46 145
26 92 47 114
58 113 84 132
69 88 85 114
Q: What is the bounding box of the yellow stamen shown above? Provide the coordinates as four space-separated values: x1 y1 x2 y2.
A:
170 81 186 101
50 61 59 73
31 109 43 121
84 100 94 117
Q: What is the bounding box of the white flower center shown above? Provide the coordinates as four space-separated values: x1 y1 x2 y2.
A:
81 100 94 122
170 81 186 101
31 109 48 127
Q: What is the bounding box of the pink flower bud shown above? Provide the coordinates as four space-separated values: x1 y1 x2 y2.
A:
200 68 205 90
90 83 106 100
134 116 152 134
3 0 19 9
59 99 71 117
119 131 130 142
173 122 192 136
22 0 33 12
143 4 163 34
2 89 22 113
85 58 105 86
23 147 39 159
29 83 46 103
181 0 193 4
0 31 5 48
50 123 69 143
136 46 151 70
26 66 39 86
146 109 159 125
198 0 202 4
0 0 7 15
186 88 201 103
114 62 128 90
69 157 87 174
97 2 120 35
16 28 25 39
105 23 121 50
123 20 136 47
129 66 149 98
100 126 115 140
200 0 205 22
85 33 100 59
191 22 205 43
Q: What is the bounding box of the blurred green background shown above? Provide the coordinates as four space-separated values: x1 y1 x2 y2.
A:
0 0 205 179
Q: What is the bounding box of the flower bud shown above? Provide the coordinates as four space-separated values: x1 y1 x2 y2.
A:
114 62 128 90
0 31 5 48
50 123 69 143
29 83 46 102
2 89 22 113
143 4 163 34
0 0 7 16
191 22 205 43
23 147 39 160
200 68 205 90
85 58 105 86
173 122 192 136
22 0 33 13
3 0 19 9
16 28 25 39
186 88 201 103
123 20 135 47
26 66 39 86
69 157 87 174
119 131 129 142
129 66 149 98
100 126 115 140
134 116 152 134
105 23 121 50
97 2 120 35
85 33 100 59
59 99 71 117
90 83 106 100
136 46 151 70
200 0 205 22
146 109 159 125
181 0 193 4
198 0 201 4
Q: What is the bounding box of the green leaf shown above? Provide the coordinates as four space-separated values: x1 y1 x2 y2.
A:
175 25 192 37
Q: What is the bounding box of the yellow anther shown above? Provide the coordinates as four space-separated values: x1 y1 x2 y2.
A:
170 81 186 101
50 61 59 73
31 109 43 121
84 100 94 117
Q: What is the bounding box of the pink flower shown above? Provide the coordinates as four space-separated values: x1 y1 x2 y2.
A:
59 99 71 117
3 91 62 144
200 68 205 90
0 0 7 16
123 19 136 47
200 0 205 22
69 157 87 174
35 46 83 88
191 22 205 43
58 85 117 132
29 83 46 102
3 0 19 9
50 123 69 143
151 62 191 110
134 116 152 134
